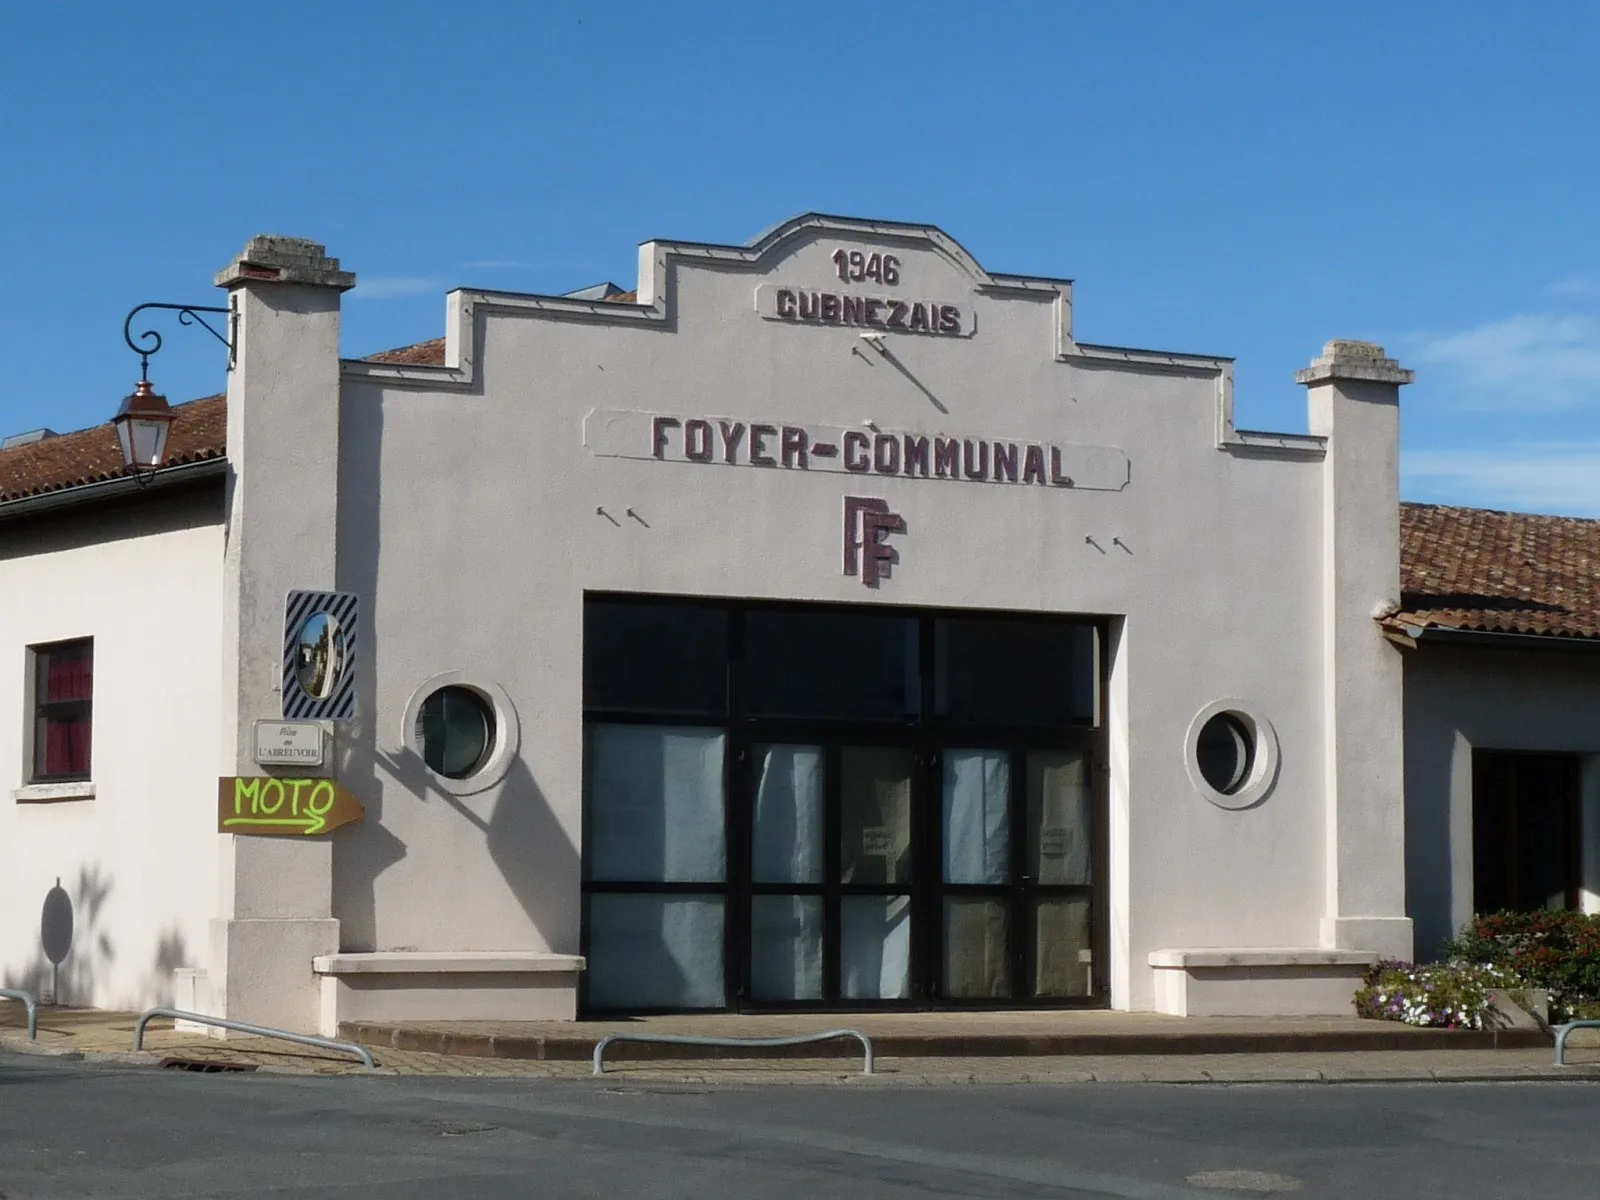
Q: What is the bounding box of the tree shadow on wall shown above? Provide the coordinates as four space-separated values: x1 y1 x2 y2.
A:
3 876 189 1022
2 865 114 1010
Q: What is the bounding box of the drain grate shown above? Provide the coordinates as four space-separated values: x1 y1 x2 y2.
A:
158 1057 258 1074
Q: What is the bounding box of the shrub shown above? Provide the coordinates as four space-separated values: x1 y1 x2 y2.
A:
1354 960 1512 1030
1443 910 1600 1023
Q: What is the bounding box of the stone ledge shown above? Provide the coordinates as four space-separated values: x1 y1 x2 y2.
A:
12 781 95 803
1149 948 1379 969
313 951 584 976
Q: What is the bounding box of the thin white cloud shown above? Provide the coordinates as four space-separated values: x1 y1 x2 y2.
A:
354 276 440 300
1412 313 1600 409
1404 442 1600 517
1546 276 1597 299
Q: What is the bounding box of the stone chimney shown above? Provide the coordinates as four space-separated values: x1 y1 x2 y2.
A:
215 236 356 291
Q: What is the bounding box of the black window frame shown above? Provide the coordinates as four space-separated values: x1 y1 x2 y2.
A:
29 637 94 785
580 594 1109 1016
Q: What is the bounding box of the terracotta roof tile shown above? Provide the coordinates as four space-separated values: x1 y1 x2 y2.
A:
363 338 446 366
0 394 226 503
1394 502 1600 641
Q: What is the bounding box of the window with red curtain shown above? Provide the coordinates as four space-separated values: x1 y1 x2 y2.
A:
32 639 92 782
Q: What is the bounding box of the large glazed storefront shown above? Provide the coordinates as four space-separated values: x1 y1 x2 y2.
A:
580 597 1105 1012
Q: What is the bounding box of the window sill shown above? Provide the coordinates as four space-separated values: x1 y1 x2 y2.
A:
13 782 95 804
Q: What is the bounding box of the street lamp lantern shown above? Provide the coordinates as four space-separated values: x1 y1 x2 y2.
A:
112 379 175 473
114 299 235 484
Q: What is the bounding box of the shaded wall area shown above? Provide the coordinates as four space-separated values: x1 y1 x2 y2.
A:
1404 641 1600 960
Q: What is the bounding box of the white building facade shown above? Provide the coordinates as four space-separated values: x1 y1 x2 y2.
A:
16 213 1567 1037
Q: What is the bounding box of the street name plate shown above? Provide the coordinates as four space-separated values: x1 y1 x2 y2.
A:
253 720 325 767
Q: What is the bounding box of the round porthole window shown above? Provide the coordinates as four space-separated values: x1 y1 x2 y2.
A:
1195 712 1254 796
416 686 495 780
1184 700 1279 810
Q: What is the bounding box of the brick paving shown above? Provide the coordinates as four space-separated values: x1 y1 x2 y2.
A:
4 1005 1598 1084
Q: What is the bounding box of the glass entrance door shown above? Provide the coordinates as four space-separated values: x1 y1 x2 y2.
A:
937 748 1096 1001
744 742 918 1006
738 739 1097 1008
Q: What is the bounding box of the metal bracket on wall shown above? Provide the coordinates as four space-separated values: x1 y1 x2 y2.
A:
123 301 237 377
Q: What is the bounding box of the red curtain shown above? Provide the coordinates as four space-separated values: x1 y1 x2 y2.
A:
42 716 90 777
44 645 92 703
37 642 92 778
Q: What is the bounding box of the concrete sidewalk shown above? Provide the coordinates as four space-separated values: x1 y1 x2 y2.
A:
5 1004 1598 1084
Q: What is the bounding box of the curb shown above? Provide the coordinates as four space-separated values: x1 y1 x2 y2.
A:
0 1039 83 1061
9 1041 1600 1085
338 1022 1554 1062
589 1066 1600 1087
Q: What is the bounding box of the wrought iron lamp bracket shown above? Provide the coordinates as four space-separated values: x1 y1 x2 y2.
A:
122 301 236 380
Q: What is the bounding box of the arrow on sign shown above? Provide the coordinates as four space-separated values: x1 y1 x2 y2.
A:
217 777 364 838
222 813 332 835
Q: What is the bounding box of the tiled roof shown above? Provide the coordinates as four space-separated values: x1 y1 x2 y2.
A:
1393 502 1600 641
0 337 449 502
364 338 446 366
0 394 226 503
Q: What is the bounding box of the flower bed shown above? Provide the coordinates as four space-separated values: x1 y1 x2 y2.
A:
1355 911 1600 1028
1354 960 1513 1030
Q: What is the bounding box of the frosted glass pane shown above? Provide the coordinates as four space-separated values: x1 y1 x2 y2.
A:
750 895 823 1001
840 894 912 1000
587 725 725 882
1034 896 1093 998
753 744 824 884
943 749 1011 884
1027 751 1091 885
943 898 1010 999
585 894 725 1009
840 747 912 884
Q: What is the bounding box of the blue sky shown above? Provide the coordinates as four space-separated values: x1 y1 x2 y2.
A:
4 3 1598 514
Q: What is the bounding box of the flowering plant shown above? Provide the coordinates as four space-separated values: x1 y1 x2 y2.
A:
1443 911 1600 1023
1353 959 1513 1029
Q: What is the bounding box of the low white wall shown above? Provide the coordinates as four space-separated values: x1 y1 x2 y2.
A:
0 491 223 1010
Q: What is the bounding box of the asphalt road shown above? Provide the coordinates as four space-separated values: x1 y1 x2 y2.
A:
2 1054 1598 1198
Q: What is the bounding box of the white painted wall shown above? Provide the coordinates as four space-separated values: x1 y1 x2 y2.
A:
0 490 223 1010
1404 643 1600 959
297 216 1408 1012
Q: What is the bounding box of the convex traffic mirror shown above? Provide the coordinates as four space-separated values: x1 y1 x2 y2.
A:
294 611 348 700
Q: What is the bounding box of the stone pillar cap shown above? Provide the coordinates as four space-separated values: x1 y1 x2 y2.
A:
215 236 356 291
1295 339 1414 386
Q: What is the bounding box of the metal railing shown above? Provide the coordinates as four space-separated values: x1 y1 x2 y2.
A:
0 988 38 1040
133 1008 377 1070
1555 1020 1600 1067
592 1029 874 1076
